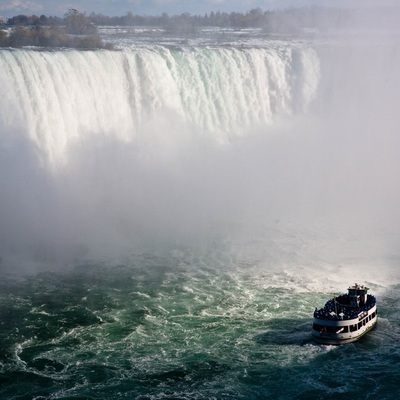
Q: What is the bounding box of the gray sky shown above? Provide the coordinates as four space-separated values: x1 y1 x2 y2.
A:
1 0 399 18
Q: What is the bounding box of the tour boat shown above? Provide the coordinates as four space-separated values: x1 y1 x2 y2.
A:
312 283 377 345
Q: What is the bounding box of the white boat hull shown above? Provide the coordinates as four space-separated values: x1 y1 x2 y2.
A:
312 304 377 345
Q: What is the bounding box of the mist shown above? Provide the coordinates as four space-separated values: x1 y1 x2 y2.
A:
1 10 400 274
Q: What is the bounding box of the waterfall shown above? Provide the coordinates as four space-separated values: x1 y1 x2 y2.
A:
0 45 320 166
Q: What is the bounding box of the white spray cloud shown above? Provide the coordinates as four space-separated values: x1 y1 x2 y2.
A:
1 9 400 274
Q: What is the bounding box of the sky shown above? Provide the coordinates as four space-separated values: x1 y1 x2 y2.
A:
1 0 399 18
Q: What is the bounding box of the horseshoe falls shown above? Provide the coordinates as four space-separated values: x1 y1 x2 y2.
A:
1 30 400 400
0 45 319 165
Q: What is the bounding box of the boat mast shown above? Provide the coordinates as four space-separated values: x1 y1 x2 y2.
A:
334 293 338 315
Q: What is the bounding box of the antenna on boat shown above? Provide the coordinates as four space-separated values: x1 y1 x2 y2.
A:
334 293 338 315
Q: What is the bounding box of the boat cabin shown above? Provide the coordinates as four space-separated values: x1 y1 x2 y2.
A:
347 283 368 307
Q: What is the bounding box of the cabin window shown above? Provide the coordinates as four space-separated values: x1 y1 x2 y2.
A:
358 322 362 329
328 326 349 334
313 324 348 334
350 324 358 332
371 311 376 318
326 326 340 334
313 323 323 331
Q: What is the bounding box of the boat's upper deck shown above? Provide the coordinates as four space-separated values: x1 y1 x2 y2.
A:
314 285 376 321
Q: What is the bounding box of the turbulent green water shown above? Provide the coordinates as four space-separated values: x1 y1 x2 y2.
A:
1 246 399 399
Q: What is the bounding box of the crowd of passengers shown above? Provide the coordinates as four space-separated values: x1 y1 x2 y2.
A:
314 295 376 320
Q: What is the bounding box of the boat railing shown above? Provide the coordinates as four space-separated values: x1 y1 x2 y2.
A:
314 294 376 321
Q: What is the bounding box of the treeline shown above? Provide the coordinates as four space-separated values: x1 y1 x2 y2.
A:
86 6 398 33
86 8 270 30
0 10 112 49
1 7 346 33
83 7 331 32
0 26 110 48
89 6 398 32
1 6 398 47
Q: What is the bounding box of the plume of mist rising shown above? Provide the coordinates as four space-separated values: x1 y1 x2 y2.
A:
1 7 400 274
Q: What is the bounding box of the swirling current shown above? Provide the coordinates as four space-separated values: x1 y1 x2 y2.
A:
1 246 400 399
